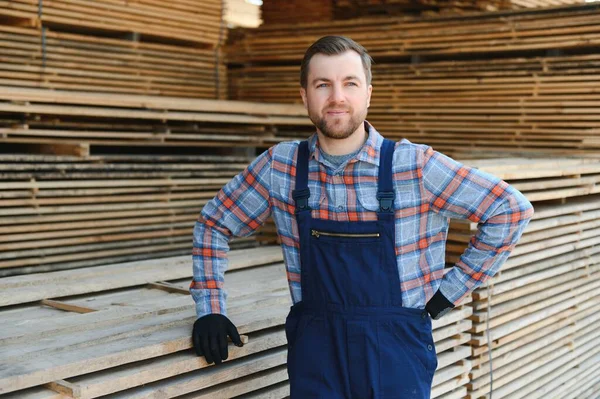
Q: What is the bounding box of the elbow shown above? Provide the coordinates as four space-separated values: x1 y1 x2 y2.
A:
512 191 534 222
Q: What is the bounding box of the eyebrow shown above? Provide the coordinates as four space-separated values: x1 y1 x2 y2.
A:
312 76 361 85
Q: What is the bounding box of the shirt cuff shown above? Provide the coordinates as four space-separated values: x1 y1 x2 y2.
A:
191 288 227 319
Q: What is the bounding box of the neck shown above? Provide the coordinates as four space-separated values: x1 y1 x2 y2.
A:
317 123 367 156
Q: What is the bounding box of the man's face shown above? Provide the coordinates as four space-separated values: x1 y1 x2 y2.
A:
300 51 372 140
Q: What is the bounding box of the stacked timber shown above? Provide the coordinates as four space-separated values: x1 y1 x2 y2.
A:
261 0 586 23
0 247 292 398
0 87 312 276
0 0 224 46
0 25 227 98
0 152 259 277
0 245 473 398
261 0 333 25
0 86 311 151
229 55 600 157
227 4 600 157
0 0 228 98
334 0 512 18
444 158 600 398
224 0 262 28
227 4 600 62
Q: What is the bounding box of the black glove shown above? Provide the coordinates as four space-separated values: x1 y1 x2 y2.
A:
425 289 455 320
192 313 244 365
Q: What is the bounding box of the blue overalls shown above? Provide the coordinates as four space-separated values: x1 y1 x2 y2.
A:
285 138 438 398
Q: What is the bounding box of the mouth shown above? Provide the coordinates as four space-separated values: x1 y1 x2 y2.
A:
326 110 349 115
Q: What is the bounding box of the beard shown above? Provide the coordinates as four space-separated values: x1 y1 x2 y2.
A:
307 102 367 140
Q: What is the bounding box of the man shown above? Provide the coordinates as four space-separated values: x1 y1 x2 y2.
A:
190 36 534 398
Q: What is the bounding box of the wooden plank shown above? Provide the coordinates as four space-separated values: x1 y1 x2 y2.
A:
79 348 287 399
0 299 290 394
180 367 288 399
49 329 287 399
40 299 97 314
482 326 600 399
0 0 224 46
471 297 600 359
0 246 284 306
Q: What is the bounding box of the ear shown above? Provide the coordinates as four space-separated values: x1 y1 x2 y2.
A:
367 84 373 108
300 87 308 109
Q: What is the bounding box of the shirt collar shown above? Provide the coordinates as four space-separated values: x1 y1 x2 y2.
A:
307 120 383 167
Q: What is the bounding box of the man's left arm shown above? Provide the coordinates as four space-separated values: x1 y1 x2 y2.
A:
419 146 534 319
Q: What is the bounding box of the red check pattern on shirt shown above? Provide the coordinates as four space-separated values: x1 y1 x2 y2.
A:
190 122 534 318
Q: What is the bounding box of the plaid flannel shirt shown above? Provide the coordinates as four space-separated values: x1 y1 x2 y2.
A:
190 122 534 318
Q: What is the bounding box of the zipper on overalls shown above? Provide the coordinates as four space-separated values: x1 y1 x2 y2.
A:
311 229 380 238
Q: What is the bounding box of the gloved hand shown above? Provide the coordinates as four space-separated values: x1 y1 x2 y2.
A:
192 313 244 365
425 289 455 320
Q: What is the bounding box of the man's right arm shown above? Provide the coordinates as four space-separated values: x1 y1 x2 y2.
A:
190 147 274 319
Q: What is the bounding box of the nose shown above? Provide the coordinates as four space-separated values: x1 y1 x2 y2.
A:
329 83 345 103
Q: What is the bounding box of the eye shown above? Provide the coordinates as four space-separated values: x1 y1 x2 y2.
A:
316 83 328 88
346 82 358 86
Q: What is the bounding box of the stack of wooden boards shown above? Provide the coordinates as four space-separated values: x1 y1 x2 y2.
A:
0 87 312 276
0 152 258 277
261 0 333 25
0 86 311 151
0 0 227 98
224 0 262 28
0 245 474 399
445 158 600 398
230 51 600 157
0 0 223 46
0 25 227 98
260 0 587 23
227 4 600 60
334 0 512 18
228 3 600 157
228 4 600 60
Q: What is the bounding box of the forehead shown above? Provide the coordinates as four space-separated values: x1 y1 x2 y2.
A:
307 50 366 81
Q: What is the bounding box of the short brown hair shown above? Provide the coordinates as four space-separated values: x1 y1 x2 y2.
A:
300 35 373 89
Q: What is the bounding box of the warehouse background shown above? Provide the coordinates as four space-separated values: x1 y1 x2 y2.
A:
1 0 600 398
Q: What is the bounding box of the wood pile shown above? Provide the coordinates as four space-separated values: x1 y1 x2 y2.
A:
224 0 261 28
0 152 261 277
0 245 473 398
260 0 587 24
0 0 229 98
0 86 311 152
334 0 512 18
0 0 224 47
227 4 600 157
0 26 227 98
444 158 600 398
364 55 600 157
261 0 333 25
0 25 227 98
0 87 311 276
229 53 600 157
227 4 600 62
0 247 291 398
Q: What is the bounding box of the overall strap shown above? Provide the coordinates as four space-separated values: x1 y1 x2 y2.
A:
377 139 396 213
292 140 311 213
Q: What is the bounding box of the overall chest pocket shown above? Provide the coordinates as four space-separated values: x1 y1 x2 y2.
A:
357 191 381 212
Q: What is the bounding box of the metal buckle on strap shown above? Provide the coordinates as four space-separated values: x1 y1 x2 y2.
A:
376 191 395 212
292 188 311 213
